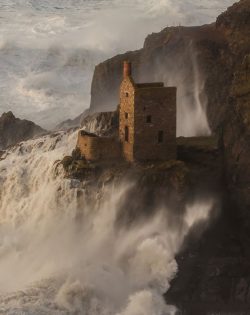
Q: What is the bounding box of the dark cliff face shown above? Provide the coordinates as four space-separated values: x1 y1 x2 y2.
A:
215 1 250 216
0 111 46 150
90 0 250 213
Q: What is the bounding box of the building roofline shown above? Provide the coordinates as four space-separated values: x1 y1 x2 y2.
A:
79 130 118 140
135 82 164 88
79 130 98 138
135 86 177 91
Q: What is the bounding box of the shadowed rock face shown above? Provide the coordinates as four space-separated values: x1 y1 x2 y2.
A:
87 0 250 312
170 2 250 311
0 111 46 150
214 1 250 220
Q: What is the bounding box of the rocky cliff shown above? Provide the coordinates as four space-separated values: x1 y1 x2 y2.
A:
0 111 46 150
90 0 250 215
86 0 250 313
80 110 118 136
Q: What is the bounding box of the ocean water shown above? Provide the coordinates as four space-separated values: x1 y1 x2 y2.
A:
0 2 234 313
0 0 235 129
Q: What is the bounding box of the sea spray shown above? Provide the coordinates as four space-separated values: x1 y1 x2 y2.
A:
0 131 215 314
158 41 211 137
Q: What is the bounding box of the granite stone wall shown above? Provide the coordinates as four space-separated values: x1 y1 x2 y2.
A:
134 86 177 161
77 132 121 161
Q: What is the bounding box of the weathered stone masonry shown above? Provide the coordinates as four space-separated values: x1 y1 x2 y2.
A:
77 130 121 161
119 61 176 161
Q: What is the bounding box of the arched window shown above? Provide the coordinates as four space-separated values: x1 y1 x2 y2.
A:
125 126 129 142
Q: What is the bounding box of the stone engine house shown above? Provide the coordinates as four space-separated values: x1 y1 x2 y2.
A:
77 61 177 162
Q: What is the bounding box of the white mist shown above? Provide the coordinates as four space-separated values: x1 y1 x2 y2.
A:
0 132 215 314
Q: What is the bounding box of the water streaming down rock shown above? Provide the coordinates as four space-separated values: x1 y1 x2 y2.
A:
0 130 215 314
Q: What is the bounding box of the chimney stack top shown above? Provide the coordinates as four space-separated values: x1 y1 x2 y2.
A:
123 61 132 78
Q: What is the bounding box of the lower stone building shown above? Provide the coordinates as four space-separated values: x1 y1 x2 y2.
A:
77 130 121 161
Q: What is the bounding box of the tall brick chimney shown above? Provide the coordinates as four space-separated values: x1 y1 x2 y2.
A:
123 61 132 78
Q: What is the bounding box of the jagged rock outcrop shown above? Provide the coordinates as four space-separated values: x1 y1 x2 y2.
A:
54 109 90 131
54 109 118 134
0 111 46 150
54 113 84 131
80 111 118 136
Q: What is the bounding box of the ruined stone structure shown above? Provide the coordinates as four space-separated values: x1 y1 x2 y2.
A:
77 130 121 161
77 61 177 162
119 61 176 161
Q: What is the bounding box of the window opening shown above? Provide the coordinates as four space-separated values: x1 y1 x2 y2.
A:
158 131 164 143
146 115 152 123
125 126 129 142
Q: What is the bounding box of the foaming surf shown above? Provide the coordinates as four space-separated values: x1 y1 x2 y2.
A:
0 131 215 314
